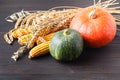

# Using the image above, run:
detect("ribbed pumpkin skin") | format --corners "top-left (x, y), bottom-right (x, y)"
top-left (70, 6), bottom-right (116, 48)
top-left (49, 29), bottom-right (83, 61)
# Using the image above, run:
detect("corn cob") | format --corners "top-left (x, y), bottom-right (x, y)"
top-left (12, 28), bottom-right (30, 38)
top-left (28, 41), bottom-right (50, 59)
top-left (17, 31), bottom-right (55, 46)
top-left (18, 33), bottom-right (33, 45)
top-left (36, 32), bottom-right (55, 45)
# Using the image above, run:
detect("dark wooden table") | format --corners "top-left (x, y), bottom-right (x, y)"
top-left (0, 0), bottom-right (120, 80)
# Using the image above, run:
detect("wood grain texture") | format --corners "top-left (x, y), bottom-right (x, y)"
top-left (0, 0), bottom-right (120, 80)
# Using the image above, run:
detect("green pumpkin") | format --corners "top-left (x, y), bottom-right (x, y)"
top-left (49, 29), bottom-right (83, 61)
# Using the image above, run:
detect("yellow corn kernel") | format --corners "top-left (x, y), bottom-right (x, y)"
top-left (36, 33), bottom-right (55, 45)
top-left (18, 33), bottom-right (33, 45)
top-left (29, 41), bottom-right (50, 59)
top-left (12, 28), bottom-right (30, 38)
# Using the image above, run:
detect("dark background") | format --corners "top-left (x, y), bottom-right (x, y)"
top-left (0, 0), bottom-right (120, 80)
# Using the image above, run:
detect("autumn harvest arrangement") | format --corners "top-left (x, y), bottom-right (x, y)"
top-left (4, 0), bottom-right (120, 61)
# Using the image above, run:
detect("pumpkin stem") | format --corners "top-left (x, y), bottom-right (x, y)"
top-left (89, 7), bottom-right (97, 19)
top-left (63, 29), bottom-right (70, 36)
top-left (89, 0), bottom-right (97, 19)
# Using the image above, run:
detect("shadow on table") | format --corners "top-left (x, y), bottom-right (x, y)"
top-left (57, 46), bottom-right (110, 66)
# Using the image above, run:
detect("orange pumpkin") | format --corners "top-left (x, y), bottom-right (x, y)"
top-left (70, 6), bottom-right (116, 48)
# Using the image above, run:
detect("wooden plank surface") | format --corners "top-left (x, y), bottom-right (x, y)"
top-left (0, 0), bottom-right (120, 80)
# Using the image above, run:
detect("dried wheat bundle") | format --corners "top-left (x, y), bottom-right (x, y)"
top-left (4, 0), bottom-right (120, 61)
